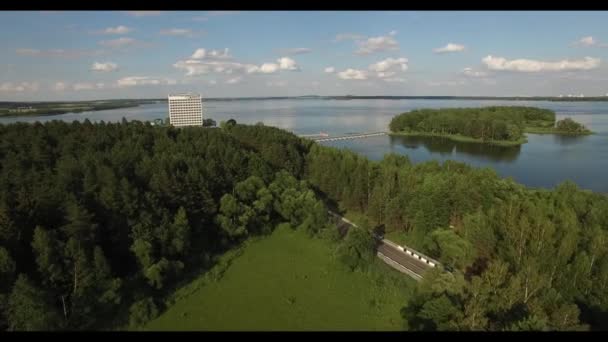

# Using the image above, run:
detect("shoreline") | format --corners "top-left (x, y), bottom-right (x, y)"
top-left (523, 127), bottom-right (594, 135)
top-left (389, 131), bottom-right (528, 147)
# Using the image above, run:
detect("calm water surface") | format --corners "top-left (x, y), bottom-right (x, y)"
top-left (1, 99), bottom-right (607, 192)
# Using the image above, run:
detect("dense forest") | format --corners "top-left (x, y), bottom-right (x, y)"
top-left (1, 119), bottom-right (607, 331)
top-left (388, 106), bottom-right (578, 143)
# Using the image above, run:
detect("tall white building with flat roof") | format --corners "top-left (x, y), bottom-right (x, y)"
top-left (168, 93), bottom-right (203, 127)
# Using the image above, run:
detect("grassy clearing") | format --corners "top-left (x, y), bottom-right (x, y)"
top-left (389, 131), bottom-right (527, 146)
top-left (144, 225), bottom-right (415, 331)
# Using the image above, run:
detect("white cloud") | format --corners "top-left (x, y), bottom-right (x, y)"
top-left (434, 43), bottom-right (466, 54)
top-left (126, 11), bottom-right (162, 17)
top-left (389, 30), bottom-right (397, 36)
top-left (577, 36), bottom-right (596, 46)
top-left (53, 82), bottom-right (68, 91)
top-left (284, 47), bottom-right (312, 55)
top-left (277, 57), bottom-right (299, 71)
top-left (368, 57), bottom-right (408, 72)
top-left (98, 37), bottom-right (137, 48)
top-left (116, 76), bottom-right (174, 87)
top-left (226, 76), bottom-right (242, 84)
top-left (574, 36), bottom-right (608, 48)
top-left (91, 61), bottom-right (118, 72)
top-left (0, 82), bottom-right (39, 92)
top-left (482, 55), bottom-right (601, 72)
top-left (259, 63), bottom-right (279, 73)
top-left (356, 33), bottom-right (399, 55)
top-left (324, 67), bottom-right (335, 73)
top-left (103, 25), bottom-right (132, 34)
top-left (462, 67), bottom-right (488, 78)
top-left (174, 53), bottom-right (299, 77)
top-left (334, 57), bottom-right (409, 82)
top-left (337, 68), bottom-right (368, 80)
top-left (208, 79), bottom-right (217, 85)
top-left (190, 48), bottom-right (231, 59)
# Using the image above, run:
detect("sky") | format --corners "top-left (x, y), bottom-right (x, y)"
top-left (2, 10), bottom-right (608, 101)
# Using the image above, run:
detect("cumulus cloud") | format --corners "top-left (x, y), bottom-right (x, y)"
top-left (462, 67), bottom-right (488, 78)
top-left (434, 43), bottom-right (466, 54)
top-left (190, 48), bottom-right (231, 59)
top-left (98, 37), bottom-right (137, 48)
top-left (226, 76), bottom-right (242, 84)
top-left (102, 25), bottom-right (132, 34)
top-left (324, 67), bottom-right (335, 73)
top-left (0, 82), bottom-right (39, 92)
top-left (335, 56), bottom-right (409, 82)
top-left (91, 61), bottom-right (118, 72)
top-left (277, 57), bottom-right (299, 71)
top-left (259, 63), bottom-right (279, 74)
top-left (337, 68), bottom-right (368, 80)
top-left (577, 36), bottom-right (596, 46)
top-left (482, 55), bottom-right (600, 72)
top-left (368, 57), bottom-right (408, 73)
top-left (126, 11), bottom-right (162, 17)
top-left (574, 36), bottom-right (608, 48)
top-left (356, 34), bottom-right (399, 55)
top-left (116, 76), bottom-right (175, 87)
top-left (174, 52), bottom-right (300, 77)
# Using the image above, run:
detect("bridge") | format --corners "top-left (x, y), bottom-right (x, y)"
top-left (298, 132), bottom-right (388, 143)
top-left (327, 211), bottom-right (440, 281)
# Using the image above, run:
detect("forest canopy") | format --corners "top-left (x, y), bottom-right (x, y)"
top-left (0, 119), bottom-right (606, 331)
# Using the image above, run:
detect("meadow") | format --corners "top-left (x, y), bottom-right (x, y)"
top-left (145, 225), bottom-right (415, 331)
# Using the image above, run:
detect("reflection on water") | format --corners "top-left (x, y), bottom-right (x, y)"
top-left (551, 134), bottom-right (590, 146)
top-left (389, 135), bottom-right (522, 162)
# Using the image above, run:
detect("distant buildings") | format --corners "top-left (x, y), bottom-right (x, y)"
top-left (168, 93), bottom-right (203, 127)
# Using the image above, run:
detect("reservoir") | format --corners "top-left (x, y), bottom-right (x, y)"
top-left (2, 98), bottom-right (607, 193)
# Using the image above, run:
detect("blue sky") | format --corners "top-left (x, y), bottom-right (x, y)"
top-left (2, 10), bottom-right (608, 100)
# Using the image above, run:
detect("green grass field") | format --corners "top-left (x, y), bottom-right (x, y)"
top-left (145, 225), bottom-right (415, 331)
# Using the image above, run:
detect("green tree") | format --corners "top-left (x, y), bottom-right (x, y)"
top-left (7, 274), bottom-right (61, 331)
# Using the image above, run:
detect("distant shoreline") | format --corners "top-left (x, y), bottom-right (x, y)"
top-left (2, 95), bottom-right (607, 119)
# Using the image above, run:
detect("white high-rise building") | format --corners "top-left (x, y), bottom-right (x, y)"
top-left (168, 93), bottom-right (203, 127)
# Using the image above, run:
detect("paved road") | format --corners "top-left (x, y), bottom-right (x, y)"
top-left (376, 243), bottom-right (430, 278)
top-left (327, 211), bottom-right (436, 280)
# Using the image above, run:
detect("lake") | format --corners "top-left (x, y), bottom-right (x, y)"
top-left (1, 99), bottom-right (607, 193)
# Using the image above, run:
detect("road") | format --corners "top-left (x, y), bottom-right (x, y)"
top-left (328, 211), bottom-right (437, 281)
